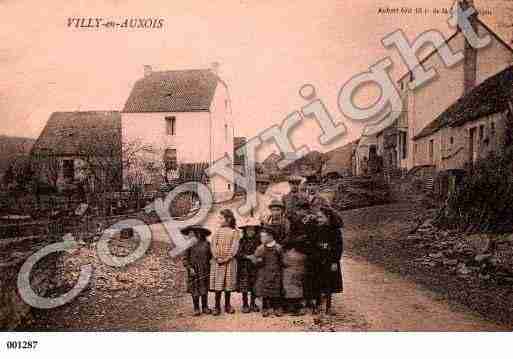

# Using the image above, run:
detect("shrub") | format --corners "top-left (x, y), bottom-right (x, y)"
top-left (438, 111), bottom-right (513, 233)
top-left (439, 154), bottom-right (513, 232)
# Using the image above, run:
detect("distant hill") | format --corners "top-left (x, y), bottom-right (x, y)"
top-left (0, 135), bottom-right (36, 176)
top-left (322, 140), bottom-right (359, 177)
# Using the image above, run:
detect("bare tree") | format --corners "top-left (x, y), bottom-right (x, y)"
top-left (75, 134), bottom-right (156, 193)
top-left (121, 141), bottom-right (161, 192)
top-left (0, 136), bottom-right (35, 191)
top-left (30, 148), bottom-right (60, 190)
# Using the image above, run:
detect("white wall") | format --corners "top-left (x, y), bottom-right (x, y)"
top-left (476, 29), bottom-right (513, 86)
top-left (208, 81), bottom-right (235, 202)
top-left (439, 111), bottom-right (507, 171)
top-left (122, 111), bottom-right (211, 164)
top-left (121, 82), bottom-right (235, 202)
top-left (407, 32), bottom-right (465, 170)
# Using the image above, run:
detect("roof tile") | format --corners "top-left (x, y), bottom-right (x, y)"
top-left (122, 69), bottom-right (218, 113)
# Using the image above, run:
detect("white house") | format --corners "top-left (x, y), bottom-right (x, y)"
top-left (121, 65), bottom-right (235, 202)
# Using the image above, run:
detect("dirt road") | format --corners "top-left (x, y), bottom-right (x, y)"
top-left (23, 182), bottom-right (507, 331)
top-left (154, 182), bottom-right (506, 331)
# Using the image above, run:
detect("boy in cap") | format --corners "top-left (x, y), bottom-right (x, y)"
top-left (304, 175), bottom-right (328, 210)
top-left (304, 174), bottom-right (343, 227)
top-left (282, 176), bottom-right (307, 220)
top-left (260, 198), bottom-right (290, 245)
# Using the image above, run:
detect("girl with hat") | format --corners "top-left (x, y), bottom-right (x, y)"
top-left (236, 217), bottom-right (261, 313)
top-left (181, 225), bottom-right (213, 316)
top-left (210, 208), bottom-right (241, 315)
top-left (254, 225), bottom-right (284, 317)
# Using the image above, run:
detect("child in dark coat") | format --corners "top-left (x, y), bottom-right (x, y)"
top-left (282, 235), bottom-right (307, 316)
top-left (313, 206), bottom-right (344, 316)
top-left (253, 226), bottom-right (284, 317)
top-left (181, 225), bottom-right (213, 316)
top-left (237, 217), bottom-right (261, 313)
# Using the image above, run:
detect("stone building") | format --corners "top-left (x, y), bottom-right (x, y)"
top-left (405, 2), bottom-right (513, 170)
top-left (31, 111), bottom-right (122, 193)
top-left (413, 65), bottom-right (513, 171)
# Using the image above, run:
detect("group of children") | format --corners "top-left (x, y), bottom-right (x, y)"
top-left (181, 175), bottom-right (344, 318)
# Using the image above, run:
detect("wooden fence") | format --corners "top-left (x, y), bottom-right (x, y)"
top-left (0, 189), bottom-right (200, 240)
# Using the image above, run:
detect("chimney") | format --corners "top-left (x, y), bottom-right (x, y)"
top-left (459, 0), bottom-right (478, 95)
top-left (210, 61), bottom-right (220, 76)
top-left (144, 65), bottom-right (152, 77)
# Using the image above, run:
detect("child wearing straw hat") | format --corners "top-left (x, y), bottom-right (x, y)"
top-left (181, 225), bottom-right (213, 316)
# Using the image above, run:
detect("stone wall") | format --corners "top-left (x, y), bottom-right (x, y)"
top-left (0, 236), bottom-right (63, 330)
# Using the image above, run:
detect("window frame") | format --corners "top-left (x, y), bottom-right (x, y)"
top-left (400, 131), bottom-right (407, 159)
top-left (165, 116), bottom-right (176, 136)
top-left (429, 139), bottom-right (434, 163)
top-left (164, 148), bottom-right (178, 171)
top-left (62, 159), bottom-right (75, 182)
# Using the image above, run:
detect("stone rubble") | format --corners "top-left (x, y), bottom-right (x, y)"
top-left (408, 219), bottom-right (513, 283)
top-left (0, 236), bottom-right (64, 330)
top-left (57, 234), bottom-right (183, 298)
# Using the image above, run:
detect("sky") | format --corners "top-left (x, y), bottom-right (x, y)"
top-left (0, 0), bottom-right (510, 160)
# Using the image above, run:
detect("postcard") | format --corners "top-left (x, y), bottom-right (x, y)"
top-left (1, 0), bottom-right (513, 356)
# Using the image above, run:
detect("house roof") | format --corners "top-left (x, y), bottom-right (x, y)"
top-left (32, 111), bottom-right (122, 157)
top-left (397, 17), bottom-right (513, 83)
top-left (397, 30), bottom-right (461, 83)
top-left (122, 69), bottom-right (219, 113)
top-left (414, 65), bottom-right (513, 140)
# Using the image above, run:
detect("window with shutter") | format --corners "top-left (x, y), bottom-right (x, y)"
top-left (165, 116), bottom-right (176, 136)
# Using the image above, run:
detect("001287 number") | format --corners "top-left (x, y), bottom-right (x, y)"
top-left (6, 341), bottom-right (38, 350)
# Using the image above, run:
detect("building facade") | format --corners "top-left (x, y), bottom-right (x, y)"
top-left (122, 66), bottom-right (235, 202)
top-left (407, 12), bottom-right (513, 171)
top-left (413, 66), bottom-right (513, 172)
top-left (31, 111), bottom-right (122, 193)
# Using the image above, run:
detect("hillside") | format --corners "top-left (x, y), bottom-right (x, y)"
top-left (0, 135), bottom-right (36, 174)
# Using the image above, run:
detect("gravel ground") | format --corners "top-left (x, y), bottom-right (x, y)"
top-left (343, 195), bottom-right (513, 328)
top-left (19, 238), bottom-right (188, 331)
top-left (16, 181), bottom-right (512, 331)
